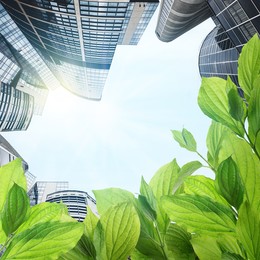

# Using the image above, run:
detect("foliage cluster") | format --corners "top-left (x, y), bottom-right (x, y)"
top-left (0, 35), bottom-right (260, 259)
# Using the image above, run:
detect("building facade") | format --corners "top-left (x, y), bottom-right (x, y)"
top-left (156, 0), bottom-right (260, 94)
top-left (0, 0), bottom-right (158, 100)
top-left (28, 181), bottom-right (69, 206)
top-left (0, 3), bottom-right (61, 131)
top-left (46, 190), bottom-right (97, 221)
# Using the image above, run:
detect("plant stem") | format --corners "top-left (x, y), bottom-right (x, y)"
top-left (242, 123), bottom-right (260, 160)
top-left (196, 151), bottom-right (215, 171)
top-left (154, 222), bottom-right (168, 260)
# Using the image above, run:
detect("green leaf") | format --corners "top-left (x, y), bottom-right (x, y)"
top-left (198, 77), bottom-right (244, 137)
top-left (93, 188), bottom-right (135, 215)
top-left (137, 195), bottom-right (157, 221)
top-left (236, 201), bottom-right (260, 260)
top-left (134, 200), bottom-right (165, 258)
top-left (165, 223), bottom-right (196, 259)
top-left (238, 34), bottom-right (260, 99)
top-left (95, 202), bottom-right (140, 260)
top-left (161, 194), bottom-right (236, 234)
top-left (226, 77), bottom-right (247, 122)
top-left (149, 159), bottom-right (180, 199)
top-left (140, 176), bottom-right (157, 213)
top-left (0, 159), bottom-right (26, 212)
top-left (206, 121), bottom-right (229, 169)
top-left (217, 234), bottom-right (245, 259)
top-left (221, 252), bottom-right (245, 260)
top-left (1, 221), bottom-right (84, 260)
top-left (172, 161), bottom-right (202, 194)
top-left (172, 128), bottom-right (197, 152)
top-left (218, 132), bottom-right (260, 210)
top-left (1, 183), bottom-right (30, 236)
top-left (149, 159), bottom-right (180, 233)
top-left (80, 206), bottom-right (99, 258)
top-left (191, 235), bottom-right (222, 260)
top-left (248, 82), bottom-right (260, 148)
top-left (16, 202), bottom-right (71, 234)
top-left (216, 157), bottom-right (244, 210)
top-left (84, 206), bottom-right (99, 241)
top-left (59, 234), bottom-right (95, 260)
top-left (184, 175), bottom-right (229, 206)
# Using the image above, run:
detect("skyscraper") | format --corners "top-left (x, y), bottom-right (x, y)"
top-left (0, 3), bottom-right (61, 131)
top-left (156, 0), bottom-right (260, 93)
top-left (46, 190), bottom-right (97, 221)
top-left (1, 0), bottom-right (158, 100)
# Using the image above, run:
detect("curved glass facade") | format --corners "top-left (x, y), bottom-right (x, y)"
top-left (46, 190), bottom-right (97, 222)
top-left (155, 0), bottom-right (212, 42)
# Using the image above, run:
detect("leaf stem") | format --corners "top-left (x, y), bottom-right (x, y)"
top-left (241, 122), bottom-right (260, 160)
top-left (196, 151), bottom-right (215, 171)
top-left (154, 222), bottom-right (168, 260)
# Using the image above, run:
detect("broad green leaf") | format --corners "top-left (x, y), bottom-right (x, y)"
top-left (216, 157), bottom-right (244, 210)
top-left (172, 161), bottom-right (202, 194)
top-left (206, 121), bottom-right (229, 169)
top-left (140, 176), bottom-right (157, 212)
top-left (184, 175), bottom-right (229, 206)
top-left (219, 132), bottom-right (260, 210)
top-left (172, 128), bottom-right (197, 152)
top-left (149, 159), bottom-right (180, 233)
top-left (1, 183), bottom-right (30, 236)
top-left (191, 235), bottom-right (222, 260)
top-left (95, 202), bottom-right (140, 260)
top-left (0, 159), bottom-right (26, 211)
top-left (165, 223), bottom-right (196, 260)
top-left (226, 77), bottom-right (247, 122)
top-left (1, 221), bottom-right (84, 260)
top-left (16, 202), bottom-right (70, 234)
top-left (236, 201), bottom-right (260, 260)
top-left (198, 77), bottom-right (244, 137)
top-left (149, 159), bottom-right (180, 199)
top-left (248, 83), bottom-right (260, 148)
top-left (161, 194), bottom-right (236, 234)
top-left (238, 34), bottom-right (260, 99)
top-left (93, 188), bottom-right (134, 215)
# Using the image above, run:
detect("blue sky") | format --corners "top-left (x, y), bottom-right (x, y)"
top-left (3, 12), bottom-right (215, 196)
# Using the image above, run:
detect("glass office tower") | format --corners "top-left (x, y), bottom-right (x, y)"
top-left (1, 0), bottom-right (158, 100)
top-left (156, 0), bottom-right (260, 96)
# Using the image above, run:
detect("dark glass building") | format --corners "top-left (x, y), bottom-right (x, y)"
top-left (156, 0), bottom-right (260, 94)
top-left (1, 0), bottom-right (158, 100)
